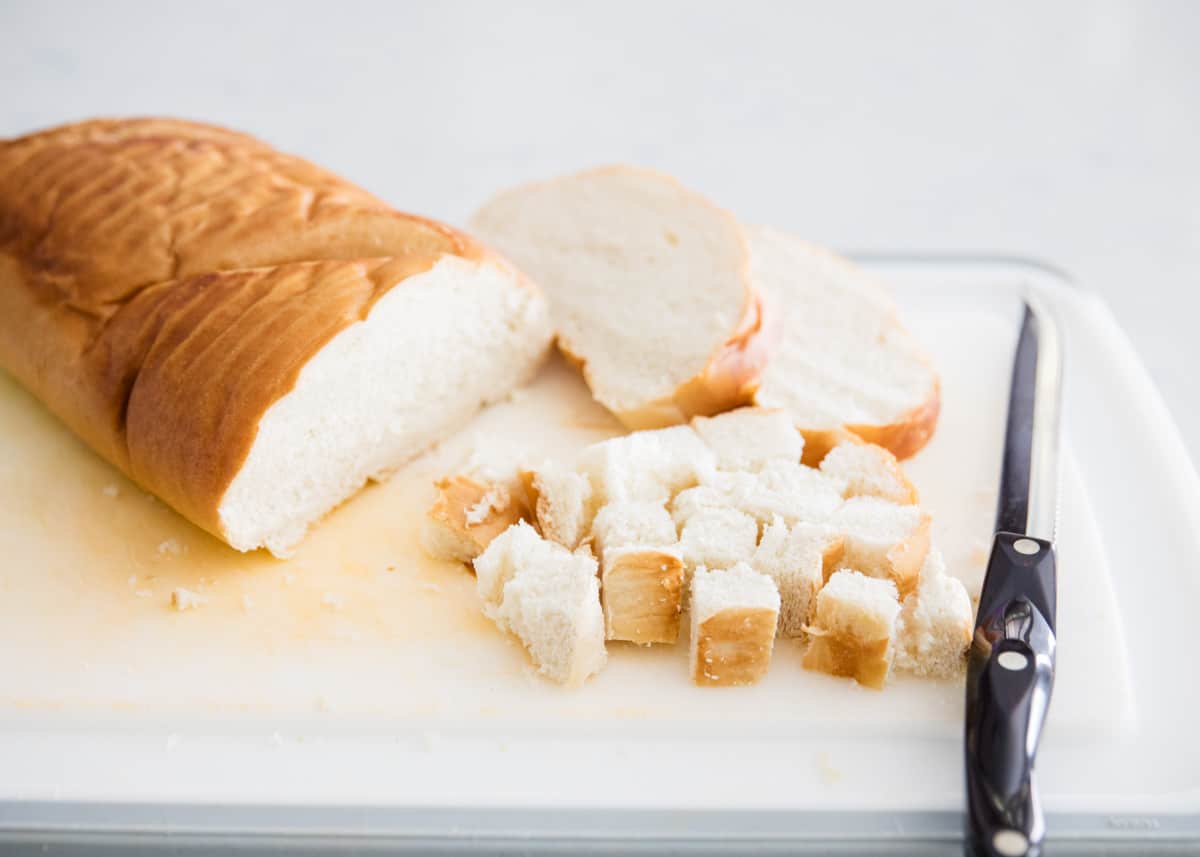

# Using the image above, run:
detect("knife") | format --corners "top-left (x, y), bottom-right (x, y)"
top-left (964, 297), bottom-right (1063, 857)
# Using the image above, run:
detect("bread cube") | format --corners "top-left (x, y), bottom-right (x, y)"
top-left (475, 521), bottom-right (606, 686)
top-left (679, 506), bottom-right (759, 572)
top-left (691, 407), bottom-right (803, 472)
top-left (751, 518), bottom-right (844, 638)
top-left (669, 484), bottom-right (730, 529)
top-left (473, 520), bottom-right (559, 608)
top-left (591, 501), bottom-right (677, 557)
top-left (820, 442), bottom-right (918, 505)
top-left (895, 549), bottom-right (973, 677)
top-left (831, 496), bottom-right (931, 597)
top-left (802, 569), bottom-right (901, 689)
top-left (601, 545), bottom-right (685, 644)
top-left (707, 461), bottom-right (844, 527)
top-left (578, 425), bottom-right (716, 505)
top-left (496, 553), bottom-right (606, 687)
top-left (521, 462), bottom-right (595, 549)
top-left (672, 462), bottom-right (843, 532)
top-left (690, 564), bottom-right (781, 686)
top-left (421, 475), bottom-right (525, 564)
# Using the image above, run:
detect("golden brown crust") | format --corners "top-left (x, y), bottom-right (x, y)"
top-left (422, 475), bottom-right (527, 565)
top-left (0, 118), bottom-right (508, 547)
top-left (846, 380), bottom-right (942, 462)
top-left (818, 535), bottom-right (847, 585)
top-left (601, 548), bottom-right (684, 644)
top-left (885, 513), bottom-right (932, 599)
top-left (802, 632), bottom-right (891, 690)
top-left (601, 290), bottom-right (776, 431)
top-left (795, 381), bottom-right (941, 466)
top-left (691, 607), bottom-right (777, 686)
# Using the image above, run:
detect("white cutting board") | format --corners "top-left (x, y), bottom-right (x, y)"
top-left (0, 260), bottom-right (1140, 822)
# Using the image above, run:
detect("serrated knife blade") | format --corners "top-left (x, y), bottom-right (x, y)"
top-left (964, 297), bottom-right (1063, 857)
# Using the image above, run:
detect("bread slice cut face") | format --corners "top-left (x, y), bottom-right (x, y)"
top-left (747, 226), bottom-right (941, 460)
top-left (470, 167), bottom-right (771, 429)
top-left (217, 256), bottom-right (550, 556)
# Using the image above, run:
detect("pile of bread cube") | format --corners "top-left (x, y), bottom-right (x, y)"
top-left (423, 408), bottom-right (972, 689)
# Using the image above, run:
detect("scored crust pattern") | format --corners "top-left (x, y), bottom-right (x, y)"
top-left (0, 118), bottom-right (499, 537)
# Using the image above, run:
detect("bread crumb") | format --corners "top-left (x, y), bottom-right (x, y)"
top-left (157, 539), bottom-right (186, 557)
top-left (321, 592), bottom-right (344, 610)
top-left (817, 751), bottom-right (842, 784)
top-left (314, 695), bottom-right (332, 713)
top-left (170, 587), bottom-right (205, 610)
top-left (385, 565), bottom-right (397, 573)
top-left (102, 483), bottom-right (120, 498)
top-left (465, 486), bottom-right (507, 525)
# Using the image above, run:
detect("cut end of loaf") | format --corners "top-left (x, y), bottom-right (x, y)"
top-left (217, 256), bottom-right (551, 556)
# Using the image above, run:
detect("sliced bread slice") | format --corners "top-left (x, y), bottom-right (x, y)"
top-left (748, 226), bottom-right (940, 462)
top-left (470, 167), bottom-right (771, 429)
top-left (802, 569), bottom-right (901, 689)
top-left (689, 564), bottom-right (781, 686)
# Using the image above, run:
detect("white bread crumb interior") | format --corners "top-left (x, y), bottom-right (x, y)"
top-left (220, 256), bottom-right (552, 557)
top-left (474, 521), bottom-right (606, 686)
top-left (470, 167), bottom-right (757, 423)
top-left (749, 226), bottom-right (939, 453)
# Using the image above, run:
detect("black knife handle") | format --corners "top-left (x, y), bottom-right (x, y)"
top-left (964, 533), bottom-right (1057, 857)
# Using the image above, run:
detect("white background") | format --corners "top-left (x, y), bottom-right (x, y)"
top-left (3, 0), bottom-right (1197, 460)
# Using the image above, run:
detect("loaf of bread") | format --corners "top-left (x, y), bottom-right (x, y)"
top-left (0, 119), bottom-right (552, 556)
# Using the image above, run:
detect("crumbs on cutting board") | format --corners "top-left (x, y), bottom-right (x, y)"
top-left (816, 751), bottom-right (842, 785)
top-left (157, 538), bottom-right (187, 557)
top-left (171, 587), bottom-right (205, 610)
